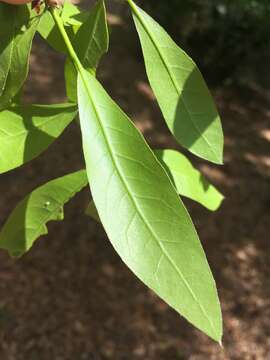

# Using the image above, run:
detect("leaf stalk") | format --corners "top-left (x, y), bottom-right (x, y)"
top-left (49, 7), bottom-right (83, 73)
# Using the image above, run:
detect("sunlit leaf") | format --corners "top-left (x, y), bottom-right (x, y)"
top-left (0, 103), bottom-right (77, 174)
top-left (0, 170), bottom-right (88, 257)
top-left (38, 3), bottom-right (85, 53)
top-left (127, 0), bottom-right (224, 164)
top-left (155, 149), bottom-right (224, 211)
top-left (61, 1), bottom-right (88, 26)
top-left (65, 0), bottom-right (109, 102)
top-left (86, 148), bottom-right (224, 213)
top-left (38, 10), bottom-right (71, 53)
top-left (78, 69), bottom-right (222, 341)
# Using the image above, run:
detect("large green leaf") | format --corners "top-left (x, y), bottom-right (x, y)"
top-left (65, 0), bottom-right (109, 102)
top-left (86, 148), bottom-right (224, 215)
top-left (0, 170), bottom-right (88, 257)
top-left (127, 0), bottom-right (224, 164)
top-left (155, 150), bottom-right (224, 211)
top-left (78, 69), bottom-right (222, 341)
top-left (0, 103), bottom-right (77, 174)
top-left (0, 11), bottom-right (39, 110)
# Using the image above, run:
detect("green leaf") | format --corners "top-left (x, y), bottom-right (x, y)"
top-left (127, 0), bottom-right (224, 164)
top-left (38, 12), bottom-right (69, 53)
top-left (0, 4), bottom-right (15, 97)
top-left (0, 170), bottom-right (88, 257)
top-left (154, 149), bottom-right (224, 211)
top-left (0, 3), bottom-right (30, 37)
top-left (86, 148), bottom-right (224, 214)
top-left (0, 103), bottom-right (77, 174)
top-left (0, 8), bottom-right (39, 110)
top-left (61, 1), bottom-right (88, 26)
top-left (38, 10), bottom-right (66, 53)
top-left (38, 5), bottom-right (81, 54)
top-left (78, 69), bottom-right (222, 341)
top-left (65, 0), bottom-right (109, 102)
top-left (73, 0), bottom-right (108, 71)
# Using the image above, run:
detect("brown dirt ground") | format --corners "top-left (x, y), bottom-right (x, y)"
top-left (0, 3), bottom-right (270, 359)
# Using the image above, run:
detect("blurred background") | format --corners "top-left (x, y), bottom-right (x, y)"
top-left (0, 0), bottom-right (270, 359)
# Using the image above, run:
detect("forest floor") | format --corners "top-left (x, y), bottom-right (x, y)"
top-left (0, 4), bottom-right (270, 360)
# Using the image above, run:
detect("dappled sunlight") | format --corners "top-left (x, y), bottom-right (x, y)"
top-left (199, 165), bottom-right (235, 188)
top-left (245, 153), bottom-right (270, 176)
top-left (136, 81), bottom-right (156, 101)
top-left (107, 13), bottom-right (124, 27)
top-left (259, 128), bottom-right (270, 142)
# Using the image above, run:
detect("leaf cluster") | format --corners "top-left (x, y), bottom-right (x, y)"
top-left (0, 0), bottom-right (224, 342)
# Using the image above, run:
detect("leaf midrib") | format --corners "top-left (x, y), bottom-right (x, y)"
top-left (81, 3), bottom-right (101, 65)
top-left (132, 4), bottom-right (220, 162)
top-left (80, 72), bottom-right (217, 337)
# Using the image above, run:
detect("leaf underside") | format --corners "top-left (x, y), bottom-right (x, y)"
top-left (0, 103), bottom-right (77, 174)
top-left (86, 148), bottom-right (224, 214)
top-left (78, 69), bottom-right (222, 341)
top-left (64, 0), bottom-right (109, 102)
top-left (129, 0), bottom-right (224, 164)
top-left (155, 149), bottom-right (224, 211)
top-left (38, 4), bottom-right (79, 53)
top-left (0, 0), bottom-right (223, 343)
top-left (0, 170), bottom-right (88, 257)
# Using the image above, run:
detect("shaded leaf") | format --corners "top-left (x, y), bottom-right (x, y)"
top-left (0, 170), bottom-right (88, 257)
top-left (73, 0), bottom-right (108, 71)
top-left (0, 8), bottom-right (39, 109)
top-left (155, 149), bottom-right (224, 211)
top-left (0, 103), bottom-right (77, 174)
top-left (127, 0), bottom-right (223, 164)
top-left (65, 0), bottom-right (109, 102)
top-left (0, 5), bottom-right (15, 97)
top-left (78, 69), bottom-right (222, 341)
